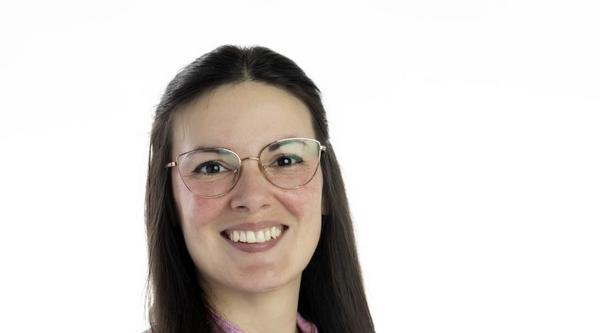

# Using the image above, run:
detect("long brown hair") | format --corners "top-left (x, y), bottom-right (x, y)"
top-left (145, 45), bottom-right (375, 332)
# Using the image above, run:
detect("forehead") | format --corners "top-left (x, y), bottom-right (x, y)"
top-left (172, 81), bottom-right (315, 155)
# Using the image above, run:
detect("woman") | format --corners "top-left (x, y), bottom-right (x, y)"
top-left (145, 45), bottom-right (374, 333)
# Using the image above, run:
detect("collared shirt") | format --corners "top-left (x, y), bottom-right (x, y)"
top-left (212, 312), bottom-right (318, 333)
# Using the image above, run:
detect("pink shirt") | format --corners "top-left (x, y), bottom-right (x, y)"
top-left (211, 312), bottom-right (318, 333)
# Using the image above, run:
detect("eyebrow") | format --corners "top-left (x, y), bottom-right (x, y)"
top-left (183, 136), bottom-right (307, 155)
top-left (267, 139), bottom-right (306, 152)
top-left (182, 146), bottom-right (231, 156)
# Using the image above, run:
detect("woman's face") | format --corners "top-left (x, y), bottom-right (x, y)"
top-left (171, 81), bottom-right (323, 295)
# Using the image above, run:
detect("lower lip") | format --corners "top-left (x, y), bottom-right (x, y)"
top-left (222, 228), bottom-right (288, 253)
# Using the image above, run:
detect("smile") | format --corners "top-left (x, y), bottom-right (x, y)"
top-left (220, 224), bottom-right (289, 253)
top-left (226, 226), bottom-right (284, 243)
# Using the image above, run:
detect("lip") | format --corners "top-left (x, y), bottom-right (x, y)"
top-left (221, 221), bottom-right (288, 232)
top-left (220, 224), bottom-right (289, 253)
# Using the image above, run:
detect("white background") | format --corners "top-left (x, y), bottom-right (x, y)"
top-left (1, 0), bottom-right (599, 332)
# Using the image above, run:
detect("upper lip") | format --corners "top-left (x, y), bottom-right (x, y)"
top-left (221, 221), bottom-right (288, 232)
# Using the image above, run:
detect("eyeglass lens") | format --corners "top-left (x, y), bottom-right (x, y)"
top-left (177, 138), bottom-right (322, 197)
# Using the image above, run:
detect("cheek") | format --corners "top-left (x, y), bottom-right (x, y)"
top-left (188, 198), bottom-right (225, 226)
top-left (278, 173), bottom-right (323, 219)
top-left (172, 173), bottom-right (226, 227)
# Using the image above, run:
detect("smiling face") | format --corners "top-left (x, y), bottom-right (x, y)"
top-left (170, 81), bottom-right (323, 296)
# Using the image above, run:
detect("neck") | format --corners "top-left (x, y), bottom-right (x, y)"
top-left (205, 275), bottom-right (301, 333)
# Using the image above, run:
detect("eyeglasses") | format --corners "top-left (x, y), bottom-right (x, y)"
top-left (166, 137), bottom-right (327, 198)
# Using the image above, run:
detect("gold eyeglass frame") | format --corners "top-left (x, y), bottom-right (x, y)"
top-left (165, 137), bottom-right (327, 198)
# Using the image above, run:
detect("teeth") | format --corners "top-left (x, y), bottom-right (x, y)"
top-left (226, 226), bottom-right (284, 244)
top-left (246, 231), bottom-right (256, 243)
top-left (271, 226), bottom-right (281, 238)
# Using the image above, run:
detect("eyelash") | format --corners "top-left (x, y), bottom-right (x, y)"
top-left (271, 154), bottom-right (303, 167)
top-left (193, 161), bottom-right (230, 175)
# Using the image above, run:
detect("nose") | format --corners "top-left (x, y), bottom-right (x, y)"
top-left (228, 157), bottom-right (273, 213)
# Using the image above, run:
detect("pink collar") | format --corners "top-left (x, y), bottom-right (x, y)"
top-left (211, 311), bottom-right (318, 333)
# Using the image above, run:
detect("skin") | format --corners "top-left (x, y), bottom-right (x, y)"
top-left (170, 81), bottom-right (323, 333)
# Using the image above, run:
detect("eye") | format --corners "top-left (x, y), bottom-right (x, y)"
top-left (274, 154), bottom-right (303, 167)
top-left (193, 161), bottom-right (230, 175)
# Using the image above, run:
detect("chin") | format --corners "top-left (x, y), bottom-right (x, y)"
top-left (230, 270), bottom-right (300, 294)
